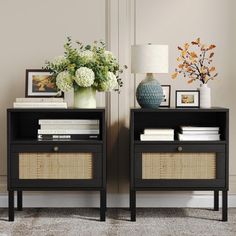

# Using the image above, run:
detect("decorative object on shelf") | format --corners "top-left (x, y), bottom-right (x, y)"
top-left (13, 97), bottom-right (67, 109)
top-left (199, 83), bottom-right (211, 108)
top-left (140, 128), bottom-right (174, 141)
top-left (25, 69), bottom-right (62, 97)
top-left (38, 118), bottom-right (100, 141)
top-left (160, 85), bottom-right (171, 107)
top-left (131, 44), bottom-right (168, 109)
top-left (172, 38), bottom-right (218, 108)
top-left (74, 86), bottom-right (96, 109)
top-left (178, 126), bottom-right (220, 141)
top-left (44, 37), bottom-right (126, 108)
top-left (175, 90), bottom-right (200, 108)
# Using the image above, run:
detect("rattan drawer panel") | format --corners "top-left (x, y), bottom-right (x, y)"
top-left (142, 153), bottom-right (216, 179)
top-left (19, 153), bottom-right (93, 179)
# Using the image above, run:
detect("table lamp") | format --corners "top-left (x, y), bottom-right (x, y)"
top-left (131, 44), bottom-right (169, 108)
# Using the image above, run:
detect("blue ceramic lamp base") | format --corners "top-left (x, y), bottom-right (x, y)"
top-left (136, 73), bottom-right (163, 109)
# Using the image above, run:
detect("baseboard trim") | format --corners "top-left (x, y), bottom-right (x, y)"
top-left (0, 192), bottom-right (236, 208)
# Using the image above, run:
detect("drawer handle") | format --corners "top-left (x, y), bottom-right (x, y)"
top-left (53, 146), bottom-right (59, 152)
top-left (177, 146), bottom-right (183, 152)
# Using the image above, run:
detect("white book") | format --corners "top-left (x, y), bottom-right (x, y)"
top-left (178, 133), bottom-right (220, 141)
top-left (180, 126), bottom-right (219, 131)
top-left (40, 124), bottom-right (99, 130)
top-left (181, 130), bottom-right (219, 135)
top-left (13, 102), bottom-right (67, 108)
top-left (39, 119), bottom-right (99, 125)
top-left (144, 129), bottom-right (174, 135)
top-left (140, 134), bottom-right (174, 141)
top-left (38, 129), bottom-right (99, 135)
top-left (38, 135), bottom-right (71, 139)
top-left (16, 97), bottom-right (64, 102)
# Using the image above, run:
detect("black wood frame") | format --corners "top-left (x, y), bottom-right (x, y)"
top-left (175, 90), bottom-right (200, 108)
top-left (129, 108), bottom-right (229, 222)
top-left (7, 108), bottom-right (106, 221)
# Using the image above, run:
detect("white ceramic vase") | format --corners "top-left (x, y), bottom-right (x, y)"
top-left (74, 87), bottom-right (96, 108)
top-left (199, 83), bottom-right (211, 108)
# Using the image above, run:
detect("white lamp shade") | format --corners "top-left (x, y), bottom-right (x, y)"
top-left (131, 44), bottom-right (169, 73)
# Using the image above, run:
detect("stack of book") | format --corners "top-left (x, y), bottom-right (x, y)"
top-left (178, 126), bottom-right (220, 141)
top-left (13, 98), bottom-right (67, 108)
top-left (140, 128), bottom-right (174, 141)
top-left (38, 119), bottom-right (100, 141)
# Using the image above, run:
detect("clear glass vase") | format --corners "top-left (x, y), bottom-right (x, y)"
top-left (74, 87), bottom-right (96, 108)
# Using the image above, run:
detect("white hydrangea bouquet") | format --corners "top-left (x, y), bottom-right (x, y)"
top-left (44, 37), bottom-right (126, 108)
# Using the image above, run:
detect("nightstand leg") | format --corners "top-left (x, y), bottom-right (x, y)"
top-left (8, 190), bottom-right (14, 221)
top-left (222, 191), bottom-right (228, 221)
top-left (100, 189), bottom-right (106, 221)
top-left (17, 191), bottom-right (23, 211)
top-left (214, 190), bottom-right (219, 211)
top-left (130, 189), bottom-right (136, 221)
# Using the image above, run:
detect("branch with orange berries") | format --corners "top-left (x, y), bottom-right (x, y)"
top-left (172, 38), bottom-right (218, 84)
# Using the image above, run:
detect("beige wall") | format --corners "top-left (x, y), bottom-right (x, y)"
top-left (133, 0), bottom-right (236, 192)
top-left (0, 0), bottom-right (236, 204)
top-left (0, 0), bottom-right (106, 175)
top-left (230, 0), bottom-right (236, 191)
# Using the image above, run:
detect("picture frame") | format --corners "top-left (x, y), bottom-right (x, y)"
top-left (25, 69), bottom-right (62, 97)
top-left (160, 85), bottom-right (171, 107)
top-left (175, 90), bottom-right (200, 108)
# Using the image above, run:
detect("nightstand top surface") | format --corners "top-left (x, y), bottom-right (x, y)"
top-left (7, 108), bottom-right (105, 112)
top-left (130, 107), bottom-right (229, 112)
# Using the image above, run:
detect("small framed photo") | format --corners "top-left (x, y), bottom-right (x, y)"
top-left (25, 69), bottom-right (62, 97)
top-left (175, 90), bottom-right (200, 108)
top-left (160, 85), bottom-right (171, 107)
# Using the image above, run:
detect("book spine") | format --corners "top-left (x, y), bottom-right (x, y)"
top-left (14, 105), bottom-right (67, 108)
top-left (144, 130), bottom-right (174, 135)
top-left (40, 124), bottom-right (99, 130)
top-left (38, 134), bottom-right (100, 140)
top-left (178, 133), bottom-right (220, 141)
top-left (181, 131), bottom-right (219, 134)
top-left (14, 102), bottom-right (67, 107)
top-left (140, 134), bottom-right (174, 141)
top-left (39, 119), bottom-right (99, 125)
top-left (16, 98), bottom-right (64, 102)
top-left (180, 126), bottom-right (219, 131)
top-left (38, 129), bottom-right (99, 135)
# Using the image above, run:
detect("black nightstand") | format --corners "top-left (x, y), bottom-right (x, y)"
top-left (7, 108), bottom-right (106, 221)
top-left (130, 108), bottom-right (229, 221)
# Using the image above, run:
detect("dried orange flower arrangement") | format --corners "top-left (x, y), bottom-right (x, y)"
top-left (172, 38), bottom-right (218, 84)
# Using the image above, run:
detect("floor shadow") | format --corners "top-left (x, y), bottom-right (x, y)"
top-left (133, 208), bottom-right (222, 221)
top-left (0, 208), bottom-right (227, 222)
top-left (0, 219), bottom-right (9, 222)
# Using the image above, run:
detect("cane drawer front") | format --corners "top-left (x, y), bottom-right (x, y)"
top-left (10, 144), bottom-right (103, 188)
top-left (134, 144), bottom-right (226, 188)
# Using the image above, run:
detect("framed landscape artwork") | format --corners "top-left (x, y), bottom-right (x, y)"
top-left (25, 69), bottom-right (62, 97)
top-left (176, 90), bottom-right (200, 108)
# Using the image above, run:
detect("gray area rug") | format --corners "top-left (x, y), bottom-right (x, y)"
top-left (0, 208), bottom-right (236, 236)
